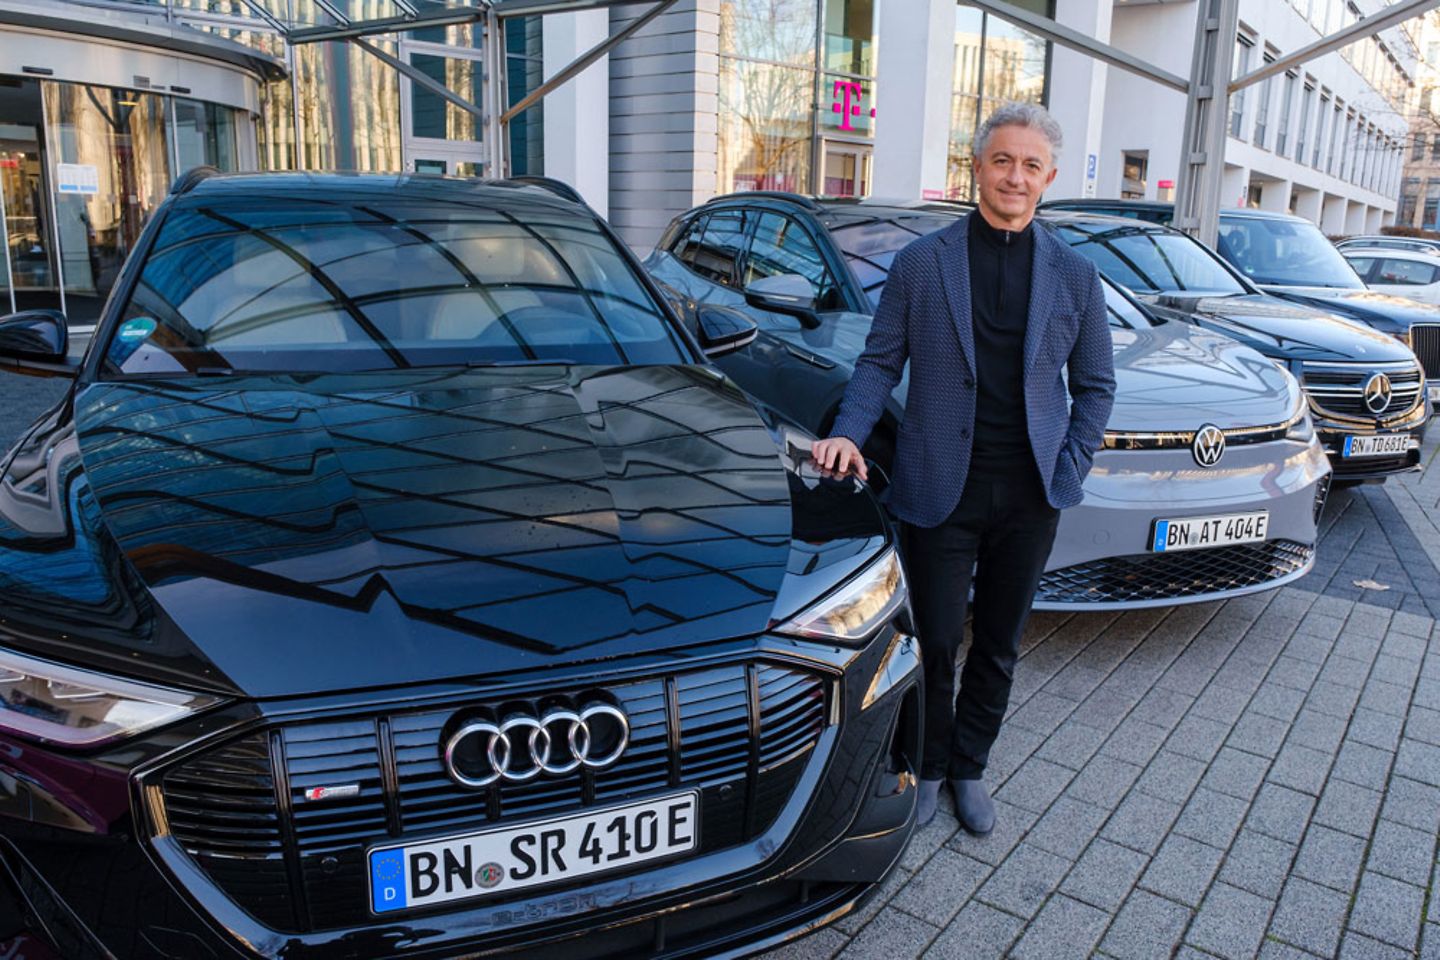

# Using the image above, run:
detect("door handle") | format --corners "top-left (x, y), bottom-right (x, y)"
top-left (784, 344), bottom-right (835, 369)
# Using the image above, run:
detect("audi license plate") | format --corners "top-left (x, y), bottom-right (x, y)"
top-left (1343, 434), bottom-right (1411, 458)
top-left (368, 791), bottom-right (698, 914)
top-left (1151, 511), bottom-right (1269, 552)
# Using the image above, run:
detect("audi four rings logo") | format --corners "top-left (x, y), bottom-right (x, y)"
top-left (443, 701), bottom-right (631, 788)
top-left (1192, 424), bottom-right (1226, 468)
top-left (1363, 373), bottom-right (1393, 415)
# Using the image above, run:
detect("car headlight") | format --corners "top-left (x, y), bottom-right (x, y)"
top-left (777, 547), bottom-right (907, 644)
top-left (0, 647), bottom-right (219, 747)
top-left (1286, 411), bottom-right (1315, 442)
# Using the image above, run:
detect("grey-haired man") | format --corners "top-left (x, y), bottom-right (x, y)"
top-left (812, 103), bottom-right (1116, 834)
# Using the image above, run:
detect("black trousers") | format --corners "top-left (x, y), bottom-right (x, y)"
top-left (902, 471), bottom-right (1061, 781)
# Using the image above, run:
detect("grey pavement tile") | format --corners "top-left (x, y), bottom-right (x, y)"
top-left (1214, 657), bottom-right (1270, 696)
top-left (1134, 750), bottom-right (1209, 805)
top-left (1101, 789), bottom-right (1183, 856)
top-left (1349, 872), bottom-right (1425, 952)
top-left (972, 842), bottom-right (1071, 920)
top-left (836, 905), bottom-right (939, 960)
top-left (1405, 704), bottom-right (1440, 747)
top-left (1371, 653), bottom-right (1423, 688)
top-left (1285, 634), bottom-right (1336, 666)
top-left (1174, 787), bottom-right (1252, 849)
top-left (1265, 742), bottom-right (1332, 796)
top-left (1340, 932), bottom-right (1414, 960)
top-left (1305, 679), bottom-right (1365, 718)
top-left (1069, 687), bottom-right (1140, 734)
top-left (948, 800), bottom-right (1038, 866)
top-left (1099, 889), bottom-right (1192, 960)
top-left (1380, 775), bottom-right (1440, 833)
top-left (1288, 708), bottom-right (1348, 754)
top-left (1248, 683), bottom-right (1308, 724)
top-left (1192, 684), bottom-right (1252, 725)
top-left (1347, 706), bottom-right (1405, 752)
top-left (1268, 877), bottom-right (1350, 957)
top-left (1042, 664), bottom-right (1109, 704)
top-left (833, 865), bottom-right (912, 935)
top-left (1168, 713), bottom-right (1233, 764)
top-left (1025, 796), bottom-right (1108, 861)
top-left (890, 849), bottom-right (990, 928)
top-left (922, 901), bottom-right (1023, 960)
top-left (1139, 833), bottom-right (1224, 907)
top-left (1201, 746), bottom-right (1271, 801)
top-left (1269, 655), bottom-right (1324, 691)
top-left (1219, 829), bottom-right (1296, 900)
top-left (1414, 678), bottom-right (1440, 711)
top-left (1390, 610), bottom-right (1434, 638)
top-left (1358, 678), bottom-right (1414, 719)
top-left (1396, 737), bottom-right (1440, 788)
top-left (1098, 718), bottom-right (1169, 767)
top-left (983, 725), bottom-right (1046, 786)
top-left (1331, 739), bottom-right (1396, 790)
top-left (1245, 783), bottom-right (1317, 845)
top-left (1008, 894), bottom-right (1110, 960)
top-left (899, 809), bottom-right (960, 873)
top-left (1317, 657), bottom-right (1372, 691)
top-left (1227, 711), bottom-right (1291, 760)
top-left (1186, 882), bottom-right (1275, 960)
top-left (1366, 819), bottom-right (1434, 887)
top-left (1423, 923), bottom-right (1440, 960)
top-left (1313, 777), bottom-right (1384, 838)
top-left (1380, 630), bottom-right (1428, 662)
top-left (1008, 691), bottom-right (1079, 737)
top-left (1059, 838), bottom-right (1148, 913)
top-left (1064, 755), bottom-right (1142, 809)
top-left (1297, 612), bottom-right (1346, 642)
top-left (1293, 824), bottom-right (1366, 893)
top-left (1129, 687), bottom-right (1196, 730)
top-left (994, 756), bottom-right (1074, 815)
top-left (757, 927), bottom-right (848, 960)
top-left (1258, 941), bottom-right (1326, 960)
top-left (1035, 720), bottom-right (1107, 771)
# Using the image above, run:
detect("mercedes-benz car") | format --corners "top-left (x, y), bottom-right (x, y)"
top-left (0, 173), bottom-right (924, 959)
top-left (1041, 210), bottom-right (1431, 483)
top-left (645, 194), bottom-right (1331, 609)
top-left (1043, 200), bottom-right (1440, 406)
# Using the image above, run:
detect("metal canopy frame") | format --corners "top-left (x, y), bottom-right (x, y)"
top-left (968, 0), bottom-right (1440, 245)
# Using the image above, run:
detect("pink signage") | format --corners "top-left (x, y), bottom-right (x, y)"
top-left (922, 189), bottom-right (944, 200)
top-left (1157, 179), bottom-right (1175, 189)
top-left (832, 80), bottom-right (876, 132)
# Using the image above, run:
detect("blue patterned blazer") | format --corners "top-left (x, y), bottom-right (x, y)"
top-left (831, 212), bottom-right (1116, 529)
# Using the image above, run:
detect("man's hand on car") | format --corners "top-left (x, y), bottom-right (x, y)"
top-left (810, 436), bottom-right (868, 482)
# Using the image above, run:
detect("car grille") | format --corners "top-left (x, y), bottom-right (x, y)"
top-left (1036, 540), bottom-right (1314, 605)
top-left (1413, 324), bottom-right (1440, 380)
top-left (1301, 360), bottom-right (1424, 421)
top-left (156, 661), bottom-right (831, 934)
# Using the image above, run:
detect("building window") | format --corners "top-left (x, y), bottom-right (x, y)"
top-left (1121, 151), bottom-right (1147, 199)
top-left (1313, 92), bottom-right (1328, 168)
top-left (1425, 180), bottom-right (1440, 231)
top-left (1414, 133), bottom-right (1427, 162)
top-left (294, 40), bottom-right (402, 172)
top-left (1276, 71), bottom-right (1296, 157)
top-left (1431, 132), bottom-right (1440, 161)
top-left (1327, 101), bottom-right (1341, 174)
top-left (504, 16), bottom-right (544, 176)
top-left (1402, 178), bottom-right (1421, 226)
top-left (1230, 36), bottom-right (1253, 139)
top-left (1253, 52), bottom-right (1275, 148)
top-left (1295, 82), bottom-right (1313, 164)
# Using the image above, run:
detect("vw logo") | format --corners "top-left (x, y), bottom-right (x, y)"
top-left (1192, 424), bottom-right (1226, 467)
top-left (1363, 373), bottom-right (1393, 415)
top-left (443, 701), bottom-right (630, 788)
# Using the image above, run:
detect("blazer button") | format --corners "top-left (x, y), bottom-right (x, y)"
top-left (964, 378), bottom-right (975, 388)
top-left (960, 428), bottom-right (971, 439)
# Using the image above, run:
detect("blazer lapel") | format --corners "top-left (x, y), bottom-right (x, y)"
top-left (1023, 224), bottom-right (1060, 376)
top-left (935, 216), bottom-right (975, 374)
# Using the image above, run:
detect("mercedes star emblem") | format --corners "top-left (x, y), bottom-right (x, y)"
top-left (1362, 373), bottom-right (1393, 415)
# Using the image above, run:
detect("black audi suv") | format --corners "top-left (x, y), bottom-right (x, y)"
top-left (0, 173), bottom-right (922, 959)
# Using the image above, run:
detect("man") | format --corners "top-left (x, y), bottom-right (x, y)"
top-left (812, 102), bottom-right (1115, 834)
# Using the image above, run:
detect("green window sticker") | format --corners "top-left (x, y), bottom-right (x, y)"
top-left (117, 317), bottom-right (158, 343)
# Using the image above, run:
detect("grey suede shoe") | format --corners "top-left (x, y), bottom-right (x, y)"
top-left (950, 777), bottom-right (996, 835)
top-left (917, 778), bottom-right (944, 827)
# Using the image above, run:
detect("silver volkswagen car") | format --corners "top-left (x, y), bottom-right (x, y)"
top-left (646, 196), bottom-right (1332, 608)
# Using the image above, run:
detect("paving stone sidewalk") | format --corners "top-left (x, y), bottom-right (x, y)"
top-left (768, 437), bottom-right (1440, 960)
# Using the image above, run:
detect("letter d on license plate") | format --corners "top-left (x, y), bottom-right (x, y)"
top-left (368, 791), bottom-right (699, 914)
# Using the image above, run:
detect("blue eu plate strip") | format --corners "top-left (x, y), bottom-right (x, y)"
top-left (1153, 521), bottom-right (1169, 552)
top-left (1343, 436), bottom-right (1354, 457)
top-left (370, 848), bottom-right (407, 913)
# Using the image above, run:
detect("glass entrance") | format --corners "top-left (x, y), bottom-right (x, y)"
top-left (821, 141), bottom-right (871, 198)
top-left (0, 78), bottom-right (60, 316)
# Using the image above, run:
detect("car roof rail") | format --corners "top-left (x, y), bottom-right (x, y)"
top-left (705, 191), bottom-right (825, 212)
top-left (506, 176), bottom-right (586, 205)
top-left (170, 165), bottom-right (222, 195)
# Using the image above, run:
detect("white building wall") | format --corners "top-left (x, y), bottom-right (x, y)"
top-left (872, 0), bottom-right (954, 201)
top-left (1047, 0), bottom-right (1114, 200)
top-left (544, 10), bottom-right (610, 217)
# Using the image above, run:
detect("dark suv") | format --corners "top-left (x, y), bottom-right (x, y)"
top-left (0, 173), bottom-right (921, 959)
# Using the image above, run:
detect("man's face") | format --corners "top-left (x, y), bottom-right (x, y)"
top-left (973, 123), bottom-right (1058, 225)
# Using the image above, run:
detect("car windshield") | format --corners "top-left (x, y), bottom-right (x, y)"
top-left (102, 195), bottom-right (689, 376)
top-left (1049, 221), bottom-right (1247, 295)
top-left (1215, 216), bottom-right (1364, 288)
top-left (829, 212), bottom-right (957, 308)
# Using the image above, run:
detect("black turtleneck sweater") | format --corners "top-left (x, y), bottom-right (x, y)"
top-left (967, 212), bottom-right (1036, 479)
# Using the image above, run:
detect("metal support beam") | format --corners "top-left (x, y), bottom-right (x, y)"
top-left (499, 0), bottom-right (680, 125)
top-left (964, 0), bottom-right (1189, 94)
top-left (1231, 0), bottom-right (1440, 93)
top-left (352, 37), bottom-right (489, 125)
top-left (493, 0), bottom-right (659, 17)
top-left (230, 0), bottom-right (289, 34)
top-left (1172, 0), bottom-right (1240, 247)
top-left (311, 0), bottom-right (352, 27)
top-left (288, 8), bottom-right (486, 44)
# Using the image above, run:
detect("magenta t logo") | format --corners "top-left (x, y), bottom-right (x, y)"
top-left (831, 80), bottom-right (876, 132)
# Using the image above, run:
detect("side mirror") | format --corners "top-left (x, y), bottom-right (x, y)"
top-left (696, 304), bottom-right (758, 358)
top-left (744, 274), bottom-right (820, 329)
top-left (0, 310), bottom-right (78, 378)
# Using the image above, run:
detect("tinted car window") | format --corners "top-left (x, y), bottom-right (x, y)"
top-left (672, 213), bottom-right (709, 268)
top-left (689, 209), bottom-right (749, 287)
top-left (746, 212), bottom-right (844, 310)
top-left (830, 214), bottom-right (956, 307)
top-left (1103, 281), bottom-right (1158, 329)
top-left (1377, 258), bottom-right (1440, 285)
top-left (1216, 216), bottom-right (1364, 288)
top-left (103, 198), bottom-right (688, 376)
top-left (1051, 221), bottom-right (1246, 295)
top-left (1345, 256), bottom-right (1376, 279)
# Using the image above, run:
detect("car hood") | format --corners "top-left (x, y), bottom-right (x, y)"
top-left (1261, 285), bottom-right (1440, 332)
top-left (1107, 319), bottom-right (1297, 433)
top-left (1139, 292), bottom-right (1415, 364)
top-left (0, 366), bottom-right (889, 698)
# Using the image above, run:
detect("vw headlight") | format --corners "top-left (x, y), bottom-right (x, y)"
top-left (0, 647), bottom-right (219, 747)
top-left (777, 547), bottom-right (907, 644)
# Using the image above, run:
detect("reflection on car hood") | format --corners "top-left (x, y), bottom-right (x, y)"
top-left (1107, 319), bottom-right (1296, 433)
top-left (0, 366), bottom-right (889, 698)
top-left (1140, 292), bottom-right (1415, 363)
top-left (1261, 285), bottom-right (1440, 330)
